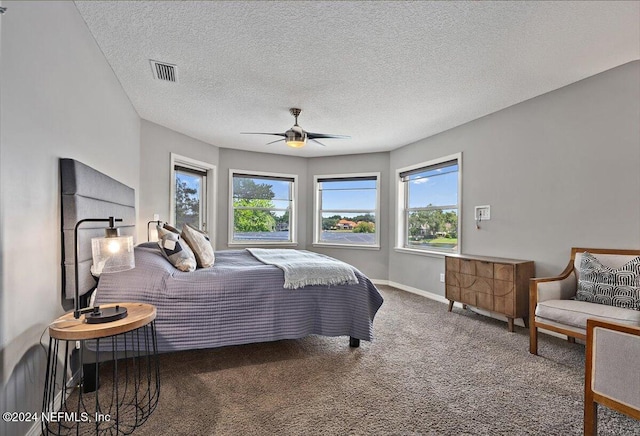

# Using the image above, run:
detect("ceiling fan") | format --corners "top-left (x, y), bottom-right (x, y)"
top-left (242, 108), bottom-right (349, 148)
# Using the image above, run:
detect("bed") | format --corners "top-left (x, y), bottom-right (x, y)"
top-left (94, 244), bottom-right (384, 351)
top-left (61, 158), bottom-right (384, 354)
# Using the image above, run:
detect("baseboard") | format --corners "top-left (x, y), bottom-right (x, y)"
top-left (373, 279), bottom-right (453, 306)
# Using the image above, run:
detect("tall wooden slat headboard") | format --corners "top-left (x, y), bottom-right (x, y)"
top-left (60, 158), bottom-right (136, 303)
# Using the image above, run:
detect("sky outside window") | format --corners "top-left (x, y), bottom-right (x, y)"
top-left (408, 165), bottom-right (458, 208)
top-left (321, 179), bottom-right (376, 210)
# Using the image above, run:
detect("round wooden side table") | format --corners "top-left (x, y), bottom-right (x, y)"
top-left (42, 303), bottom-right (160, 435)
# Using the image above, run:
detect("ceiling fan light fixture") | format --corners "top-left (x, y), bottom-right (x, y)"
top-left (286, 140), bottom-right (306, 148)
top-left (285, 128), bottom-right (307, 148)
top-left (241, 107), bottom-right (348, 149)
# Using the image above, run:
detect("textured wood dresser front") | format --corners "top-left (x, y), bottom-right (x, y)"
top-left (445, 254), bottom-right (535, 331)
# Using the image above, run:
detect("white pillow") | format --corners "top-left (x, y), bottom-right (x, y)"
top-left (181, 224), bottom-right (215, 268)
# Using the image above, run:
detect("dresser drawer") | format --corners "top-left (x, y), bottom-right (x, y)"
top-left (469, 277), bottom-right (493, 294)
top-left (446, 257), bottom-right (460, 272)
top-left (461, 288), bottom-right (476, 306)
top-left (474, 260), bottom-right (494, 278)
top-left (476, 292), bottom-right (494, 311)
top-left (446, 285), bottom-right (461, 302)
top-left (494, 264), bottom-right (514, 282)
top-left (493, 280), bottom-right (514, 297)
top-left (460, 259), bottom-right (475, 275)
top-left (446, 270), bottom-right (460, 287)
top-left (494, 296), bottom-right (515, 317)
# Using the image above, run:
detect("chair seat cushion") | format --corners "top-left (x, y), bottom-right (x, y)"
top-left (536, 299), bottom-right (640, 330)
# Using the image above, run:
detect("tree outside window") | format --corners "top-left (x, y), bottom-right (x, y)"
top-left (401, 158), bottom-right (459, 253)
top-left (175, 168), bottom-right (205, 230)
top-left (231, 173), bottom-right (294, 243)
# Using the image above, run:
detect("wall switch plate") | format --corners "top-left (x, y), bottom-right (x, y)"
top-left (76, 341), bottom-right (81, 350)
top-left (475, 205), bottom-right (491, 221)
top-left (440, 273), bottom-right (445, 283)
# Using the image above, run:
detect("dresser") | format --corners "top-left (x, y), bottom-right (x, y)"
top-left (445, 254), bottom-right (535, 331)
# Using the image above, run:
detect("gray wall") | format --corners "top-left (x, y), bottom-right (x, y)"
top-left (307, 153), bottom-right (390, 280)
top-left (0, 2), bottom-right (140, 435)
top-left (139, 119), bottom-right (220, 242)
top-left (389, 60), bottom-right (640, 295)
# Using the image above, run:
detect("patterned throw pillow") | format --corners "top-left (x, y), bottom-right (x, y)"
top-left (156, 226), bottom-right (197, 272)
top-left (575, 252), bottom-right (640, 310)
top-left (181, 224), bottom-right (215, 268)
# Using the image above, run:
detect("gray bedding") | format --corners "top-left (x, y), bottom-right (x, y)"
top-left (94, 244), bottom-right (384, 352)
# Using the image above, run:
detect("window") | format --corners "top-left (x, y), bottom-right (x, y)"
top-left (229, 170), bottom-right (296, 245)
top-left (313, 173), bottom-right (380, 248)
top-left (398, 154), bottom-right (461, 254)
top-left (170, 153), bottom-right (216, 239)
top-left (174, 166), bottom-right (207, 230)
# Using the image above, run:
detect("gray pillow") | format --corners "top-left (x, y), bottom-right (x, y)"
top-left (575, 252), bottom-right (640, 310)
top-left (157, 226), bottom-right (196, 272)
top-left (181, 224), bottom-right (215, 268)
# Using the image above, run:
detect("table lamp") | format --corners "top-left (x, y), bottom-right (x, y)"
top-left (74, 216), bottom-right (134, 323)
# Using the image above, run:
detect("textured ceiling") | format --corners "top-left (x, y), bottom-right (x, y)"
top-left (74, 1), bottom-right (640, 157)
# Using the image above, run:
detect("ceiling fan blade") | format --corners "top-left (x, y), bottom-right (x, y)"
top-left (266, 138), bottom-right (286, 145)
top-left (241, 132), bottom-right (287, 137)
top-left (309, 138), bottom-right (326, 147)
top-left (306, 132), bottom-right (350, 140)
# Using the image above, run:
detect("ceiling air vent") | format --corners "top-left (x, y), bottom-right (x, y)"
top-left (150, 60), bottom-right (178, 83)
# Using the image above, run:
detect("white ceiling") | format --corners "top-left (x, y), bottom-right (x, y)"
top-left (74, 1), bottom-right (640, 158)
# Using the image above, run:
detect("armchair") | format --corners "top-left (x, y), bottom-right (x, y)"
top-left (529, 247), bottom-right (640, 355)
top-left (584, 319), bottom-right (640, 435)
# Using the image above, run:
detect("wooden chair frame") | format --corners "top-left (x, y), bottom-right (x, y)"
top-left (584, 319), bottom-right (640, 435)
top-left (529, 247), bottom-right (640, 355)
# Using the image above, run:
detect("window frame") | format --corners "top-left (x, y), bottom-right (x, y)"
top-left (228, 169), bottom-right (298, 247)
top-left (313, 172), bottom-right (381, 250)
top-left (169, 153), bottom-right (217, 247)
top-left (395, 153), bottom-right (462, 256)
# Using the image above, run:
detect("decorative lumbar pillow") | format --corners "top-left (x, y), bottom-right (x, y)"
top-left (156, 226), bottom-right (197, 272)
top-left (575, 252), bottom-right (640, 310)
top-left (181, 224), bottom-right (215, 268)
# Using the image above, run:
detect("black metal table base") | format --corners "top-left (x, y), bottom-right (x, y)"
top-left (42, 322), bottom-right (160, 435)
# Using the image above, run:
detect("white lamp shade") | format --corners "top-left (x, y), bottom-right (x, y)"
top-left (91, 235), bottom-right (135, 275)
top-left (149, 226), bottom-right (159, 242)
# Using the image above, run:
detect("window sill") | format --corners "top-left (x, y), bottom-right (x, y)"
top-left (312, 243), bottom-right (380, 251)
top-left (394, 247), bottom-right (455, 258)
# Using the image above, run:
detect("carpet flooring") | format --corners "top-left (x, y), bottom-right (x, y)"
top-left (130, 286), bottom-right (639, 435)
